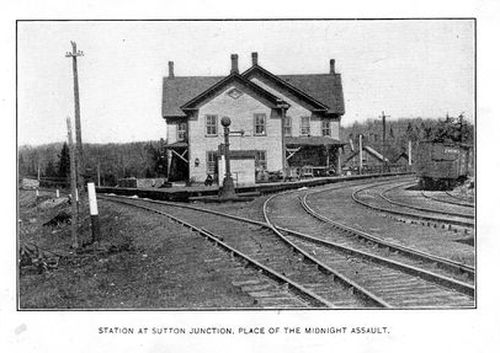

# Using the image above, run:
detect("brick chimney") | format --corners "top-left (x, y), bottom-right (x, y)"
top-left (230, 54), bottom-right (239, 74)
top-left (251, 52), bottom-right (258, 66)
top-left (330, 59), bottom-right (336, 74)
top-left (168, 61), bottom-right (174, 78)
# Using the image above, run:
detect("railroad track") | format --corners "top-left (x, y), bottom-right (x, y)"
top-left (351, 180), bottom-right (474, 228)
top-left (101, 184), bottom-right (474, 308)
top-left (100, 195), bottom-right (386, 308)
top-left (421, 190), bottom-right (475, 209)
top-left (378, 182), bottom-right (474, 219)
top-left (265, 191), bottom-right (474, 308)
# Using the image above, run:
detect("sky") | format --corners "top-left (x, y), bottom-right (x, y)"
top-left (17, 20), bottom-right (474, 146)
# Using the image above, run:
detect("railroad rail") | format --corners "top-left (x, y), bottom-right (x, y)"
top-left (101, 183), bottom-right (475, 308)
top-left (421, 191), bottom-right (475, 209)
top-left (100, 194), bottom-right (387, 308)
top-left (351, 181), bottom-right (474, 228)
top-left (265, 192), bottom-right (474, 307)
top-left (378, 182), bottom-right (474, 219)
top-left (300, 187), bottom-right (475, 281)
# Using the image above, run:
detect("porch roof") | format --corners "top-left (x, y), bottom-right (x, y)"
top-left (285, 136), bottom-right (345, 147)
top-left (165, 141), bottom-right (188, 149)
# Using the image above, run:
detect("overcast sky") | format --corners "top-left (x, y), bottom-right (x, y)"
top-left (17, 20), bottom-right (474, 146)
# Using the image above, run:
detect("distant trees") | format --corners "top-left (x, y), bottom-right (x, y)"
top-left (18, 140), bottom-right (169, 185)
top-left (341, 115), bottom-right (474, 161)
top-left (44, 159), bottom-right (57, 177)
top-left (430, 114), bottom-right (473, 143)
top-left (57, 142), bottom-right (70, 178)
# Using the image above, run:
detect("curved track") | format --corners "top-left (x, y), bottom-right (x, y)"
top-left (265, 191), bottom-right (474, 308)
top-left (100, 180), bottom-right (475, 308)
top-left (100, 195), bottom-right (385, 308)
top-left (352, 181), bottom-right (474, 228)
top-left (379, 182), bottom-right (474, 218)
top-left (422, 191), bottom-right (475, 209)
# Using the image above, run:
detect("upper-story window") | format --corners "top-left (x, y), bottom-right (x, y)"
top-left (177, 122), bottom-right (187, 141)
top-left (284, 116), bottom-right (292, 136)
top-left (321, 120), bottom-right (331, 136)
top-left (300, 116), bottom-right (311, 136)
top-left (206, 115), bottom-right (218, 136)
top-left (254, 114), bottom-right (266, 136)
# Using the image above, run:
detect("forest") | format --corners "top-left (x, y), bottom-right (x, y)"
top-left (18, 114), bottom-right (474, 186)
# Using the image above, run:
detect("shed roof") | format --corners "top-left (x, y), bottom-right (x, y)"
top-left (285, 136), bottom-right (344, 147)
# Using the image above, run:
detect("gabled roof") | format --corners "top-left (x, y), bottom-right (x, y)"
top-left (242, 65), bottom-right (345, 115)
top-left (162, 62), bottom-right (345, 118)
top-left (162, 76), bottom-right (224, 118)
top-left (180, 73), bottom-right (287, 111)
top-left (242, 65), bottom-right (329, 111)
top-left (342, 145), bottom-right (389, 165)
top-left (393, 152), bottom-right (409, 163)
top-left (279, 74), bottom-right (345, 115)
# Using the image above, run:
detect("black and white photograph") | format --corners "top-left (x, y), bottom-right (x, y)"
top-left (3, 1), bottom-right (500, 352)
top-left (16, 19), bottom-right (476, 310)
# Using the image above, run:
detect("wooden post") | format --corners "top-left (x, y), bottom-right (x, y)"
top-left (408, 140), bottom-right (412, 166)
top-left (87, 182), bottom-right (101, 243)
top-left (325, 145), bottom-right (330, 169)
top-left (97, 161), bottom-right (101, 187)
top-left (358, 134), bottom-right (363, 174)
top-left (66, 117), bottom-right (79, 249)
top-left (336, 148), bottom-right (342, 176)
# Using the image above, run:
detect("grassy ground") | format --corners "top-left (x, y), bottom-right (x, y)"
top-left (18, 189), bottom-right (260, 309)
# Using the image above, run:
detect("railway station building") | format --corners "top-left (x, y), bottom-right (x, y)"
top-left (162, 53), bottom-right (345, 185)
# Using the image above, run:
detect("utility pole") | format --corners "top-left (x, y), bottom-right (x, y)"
top-left (358, 134), bottom-right (363, 174)
top-left (66, 117), bottom-right (79, 249)
top-left (379, 111), bottom-right (391, 172)
top-left (66, 41), bottom-right (84, 190)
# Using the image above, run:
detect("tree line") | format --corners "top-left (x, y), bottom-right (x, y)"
top-left (19, 115), bottom-right (474, 184)
top-left (340, 114), bottom-right (474, 160)
top-left (18, 140), bottom-right (168, 186)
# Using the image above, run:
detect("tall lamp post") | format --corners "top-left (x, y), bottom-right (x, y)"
top-left (277, 99), bottom-right (290, 179)
top-left (219, 116), bottom-right (236, 200)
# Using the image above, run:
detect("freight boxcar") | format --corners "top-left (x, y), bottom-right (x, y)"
top-left (415, 141), bottom-right (473, 190)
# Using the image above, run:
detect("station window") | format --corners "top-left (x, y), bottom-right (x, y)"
top-left (255, 151), bottom-right (267, 170)
top-left (207, 151), bottom-right (218, 174)
top-left (177, 122), bottom-right (187, 141)
top-left (254, 114), bottom-right (266, 135)
top-left (206, 115), bottom-right (218, 136)
top-left (284, 116), bottom-right (292, 136)
top-left (300, 116), bottom-right (311, 135)
top-left (321, 120), bottom-right (331, 136)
